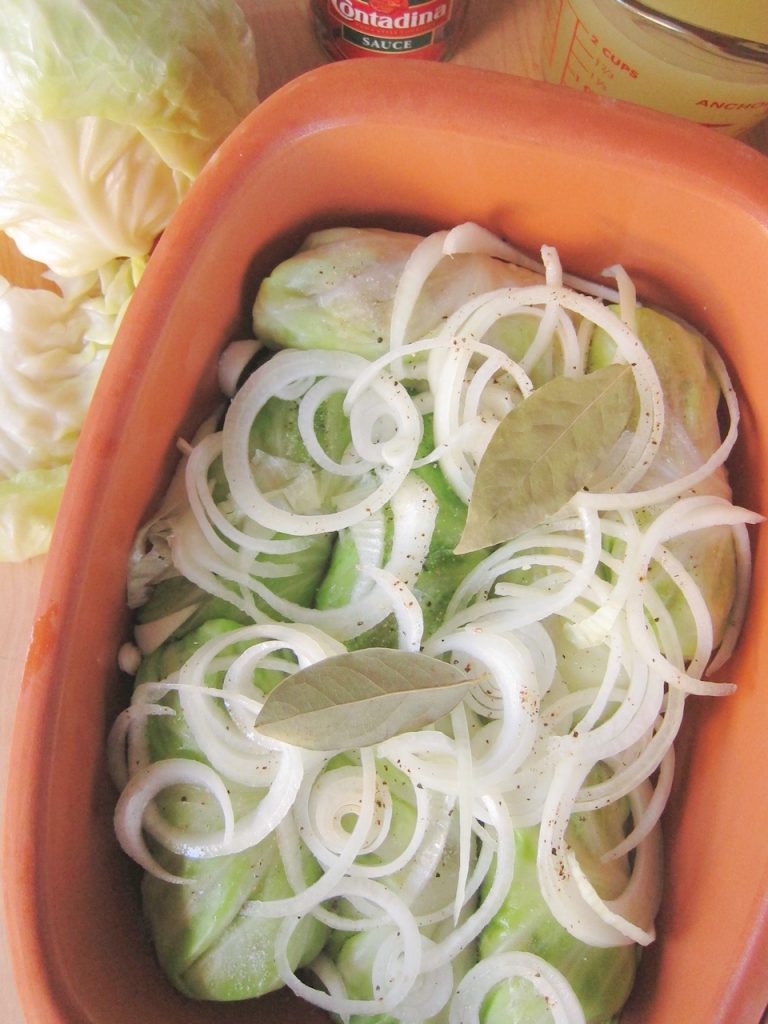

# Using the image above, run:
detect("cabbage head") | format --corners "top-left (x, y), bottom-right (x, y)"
top-left (0, 260), bottom-right (144, 560)
top-left (0, 0), bottom-right (259, 275)
top-left (0, 0), bottom-right (259, 560)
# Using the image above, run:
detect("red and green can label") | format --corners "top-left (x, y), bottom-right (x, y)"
top-left (313, 0), bottom-right (462, 60)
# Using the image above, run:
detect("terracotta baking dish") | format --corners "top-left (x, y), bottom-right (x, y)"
top-left (3, 60), bottom-right (768, 1023)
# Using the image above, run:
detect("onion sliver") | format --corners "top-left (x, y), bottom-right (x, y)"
top-left (449, 951), bottom-right (587, 1024)
top-left (114, 758), bottom-right (235, 883)
top-left (223, 349), bottom-right (422, 535)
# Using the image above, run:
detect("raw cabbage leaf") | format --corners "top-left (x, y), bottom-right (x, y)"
top-left (0, 0), bottom-right (259, 561)
top-left (137, 619), bottom-right (328, 1000)
top-left (252, 227), bottom-right (543, 360)
top-left (0, 464), bottom-right (69, 562)
top-left (479, 820), bottom-right (639, 1024)
top-left (0, 262), bottom-right (143, 560)
top-left (0, 0), bottom-right (259, 275)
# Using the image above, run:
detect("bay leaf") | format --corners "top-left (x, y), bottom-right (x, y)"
top-left (255, 648), bottom-right (474, 750)
top-left (455, 364), bottom-right (636, 554)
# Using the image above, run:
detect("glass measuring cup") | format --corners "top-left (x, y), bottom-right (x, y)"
top-left (542, 0), bottom-right (768, 135)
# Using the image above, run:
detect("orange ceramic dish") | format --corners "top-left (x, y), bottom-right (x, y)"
top-left (3, 60), bottom-right (768, 1024)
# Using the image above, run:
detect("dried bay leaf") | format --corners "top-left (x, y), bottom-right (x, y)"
top-left (455, 364), bottom-right (636, 554)
top-left (255, 648), bottom-right (474, 750)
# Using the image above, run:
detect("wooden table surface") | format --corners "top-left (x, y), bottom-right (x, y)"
top-left (1, 2), bottom-right (767, 1021)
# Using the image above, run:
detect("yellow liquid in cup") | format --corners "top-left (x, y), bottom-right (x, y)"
top-left (644, 1), bottom-right (768, 45)
top-left (542, 0), bottom-right (768, 135)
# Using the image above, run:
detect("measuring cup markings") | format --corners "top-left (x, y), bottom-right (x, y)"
top-left (542, 0), bottom-right (768, 134)
top-left (547, 1), bottom-right (636, 92)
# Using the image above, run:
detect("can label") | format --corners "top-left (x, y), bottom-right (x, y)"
top-left (314, 0), bottom-right (459, 60)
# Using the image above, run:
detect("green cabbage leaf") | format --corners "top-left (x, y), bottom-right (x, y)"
top-left (0, 266), bottom-right (146, 560)
top-left (252, 227), bottom-right (543, 361)
top-left (0, 0), bottom-right (259, 561)
top-left (0, 0), bottom-right (259, 275)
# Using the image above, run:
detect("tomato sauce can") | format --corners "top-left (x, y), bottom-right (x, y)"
top-left (312, 0), bottom-right (467, 61)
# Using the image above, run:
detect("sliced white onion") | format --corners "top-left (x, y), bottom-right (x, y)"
top-left (231, 474), bottom-right (437, 642)
top-left (442, 221), bottom-right (619, 303)
top-left (223, 349), bottom-right (422, 535)
top-left (359, 565), bottom-right (424, 651)
top-left (274, 876), bottom-right (423, 1015)
top-left (218, 339), bottom-right (263, 397)
top-left (602, 264), bottom-right (637, 333)
top-left (390, 229), bottom-right (449, 353)
top-left (449, 951), bottom-right (587, 1024)
top-left (113, 757), bottom-right (235, 883)
top-left (114, 224), bottom-right (757, 1024)
top-left (537, 756), bottom-right (659, 947)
